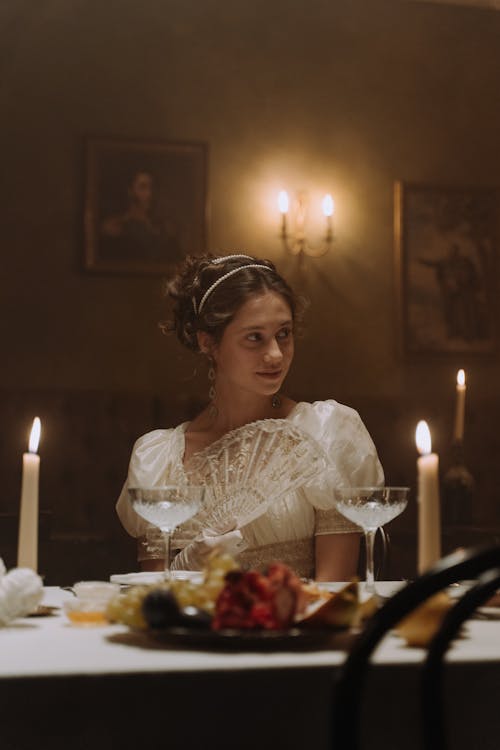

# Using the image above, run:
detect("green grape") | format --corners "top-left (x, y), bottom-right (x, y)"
top-left (106, 585), bottom-right (150, 629)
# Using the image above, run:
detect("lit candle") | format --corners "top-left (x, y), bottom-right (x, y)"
top-left (278, 190), bottom-right (289, 238)
top-left (17, 417), bottom-right (41, 571)
top-left (416, 420), bottom-right (441, 574)
top-left (278, 190), bottom-right (289, 214)
top-left (322, 193), bottom-right (335, 241)
top-left (453, 368), bottom-right (466, 443)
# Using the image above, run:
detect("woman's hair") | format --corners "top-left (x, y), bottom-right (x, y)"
top-left (161, 253), bottom-right (301, 352)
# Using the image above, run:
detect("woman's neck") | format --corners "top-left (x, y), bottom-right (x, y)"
top-left (183, 391), bottom-right (297, 462)
top-left (189, 389), bottom-right (295, 437)
top-left (211, 397), bottom-right (278, 433)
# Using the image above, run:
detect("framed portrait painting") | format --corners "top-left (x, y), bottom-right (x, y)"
top-left (395, 182), bottom-right (499, 358)
top-left (84, 136), bottom-right (208, 274)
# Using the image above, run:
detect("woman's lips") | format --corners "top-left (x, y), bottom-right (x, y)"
top-left (256, 370), bottom-right (283, 380)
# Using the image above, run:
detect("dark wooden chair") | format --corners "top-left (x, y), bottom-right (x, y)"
top-left (421, 565), bottom-right (500, 750)
top-left (331, 544), bottom-right (500, 750)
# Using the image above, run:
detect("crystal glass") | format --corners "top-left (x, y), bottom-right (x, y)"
top-left (128, 485), bottom-right (204, 577)
top-left (335, 486), bottom-right (409, 594)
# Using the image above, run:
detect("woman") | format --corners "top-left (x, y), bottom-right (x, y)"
top-left (117, 253), bottom-right (383, 580)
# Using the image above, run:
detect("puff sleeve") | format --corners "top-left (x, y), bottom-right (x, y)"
top-left (290, 400), bottom-right (384, 535)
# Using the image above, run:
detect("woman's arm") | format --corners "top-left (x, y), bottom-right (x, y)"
top-left (140, 557), bottom-right (165, 572)
top-left (315, 532), bottom-right (361, 581)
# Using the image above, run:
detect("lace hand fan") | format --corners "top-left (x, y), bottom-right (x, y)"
top-left (183, 419), bottom-right (329, 535)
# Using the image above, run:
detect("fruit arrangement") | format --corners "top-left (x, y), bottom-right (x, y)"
top-left (213, 562), bottom-right (306, 630)
top-left (106, 552), bottom-right (238, 629)
top-left (106, 553), bottom-right (366, 633)
top-left (394, 591), bottom-right (453, 647)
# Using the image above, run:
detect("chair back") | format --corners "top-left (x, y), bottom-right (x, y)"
top-left (332, 544), bottom-right (500, 750)
top-left (421, 566), bottom-right (500, 750)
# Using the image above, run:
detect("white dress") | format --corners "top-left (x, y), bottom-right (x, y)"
top-left (116, 399), bottom-right (384, 578)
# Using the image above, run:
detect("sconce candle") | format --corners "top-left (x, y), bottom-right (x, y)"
top-left (278, 190), bottom-right (289, 214)
top-left (277, 189), bottom-right (335, 257)
top-left (453, 369), bottom-right (466, 443)
top-left (17, 417), bottom-right (41, 571)
top-left (278, 190), bottom-right (289, 239)
top-left (416, 420), bottom-right (441, 574)
top-left (322, 193), bottom-right (334, 241)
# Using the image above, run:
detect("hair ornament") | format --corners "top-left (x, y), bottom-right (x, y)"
top-left (191, 254), bottom-right (256, 314)
top-left (197, 264), bottom-right (273, 315)
top-left (210, 254), bottom-right (254, 265)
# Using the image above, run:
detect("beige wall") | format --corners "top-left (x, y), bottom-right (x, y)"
top-left (1, 0), bottom-right (498, 393)
top-left (1, 0), bottom-right (500, 577)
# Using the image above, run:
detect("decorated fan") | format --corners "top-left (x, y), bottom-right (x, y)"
top-left (183, 418), bottom-right (329, 536)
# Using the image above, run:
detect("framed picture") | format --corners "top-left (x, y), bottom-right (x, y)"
top-left (395, 182), bottom-right (499, 358)
top-left (84, 136), bottom-right (208, 274)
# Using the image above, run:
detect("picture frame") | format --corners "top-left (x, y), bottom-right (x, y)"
top-left (84, 136), bottom-right (208, 274)
top-left (394, 181), bottom-right (498, 358)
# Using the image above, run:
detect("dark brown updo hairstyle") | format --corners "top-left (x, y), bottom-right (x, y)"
top-left (162, 253), bottom-right (300, 352)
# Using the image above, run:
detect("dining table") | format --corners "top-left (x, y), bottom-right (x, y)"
top-left (1, 583), bottom-right (500, 750)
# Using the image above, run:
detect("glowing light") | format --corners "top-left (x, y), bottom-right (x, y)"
top-left (322, 194), bottom-right (334, 217)
top-left (28, 417), bottom-right (41, 454)
top-left (416, 420), bottom-right (431, 456)
top-left (278, 190), bottom-right (289, 214)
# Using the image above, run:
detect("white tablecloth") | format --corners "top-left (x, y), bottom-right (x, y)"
top-left (1, 585), bottom-right (499, 749)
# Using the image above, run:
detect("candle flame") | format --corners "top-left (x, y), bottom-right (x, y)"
top-left (322, 194), bottom-right (334, 217)
top-left (416, 420), bottom-right (431, 455)
top-left (29, 417), bottom-right (41, 454)
top-left (457, 368), bottom-right (465, 386)
top-left (278, 190), bottom-right (289, 214)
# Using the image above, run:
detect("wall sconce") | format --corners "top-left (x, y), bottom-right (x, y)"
top-left (278, 190), bottom-right (335, 257)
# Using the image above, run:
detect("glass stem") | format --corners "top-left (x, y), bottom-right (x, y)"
top-left (365, 529), bottom-right (377, 594)
top-left (161, 530), bottom-right (172, 580)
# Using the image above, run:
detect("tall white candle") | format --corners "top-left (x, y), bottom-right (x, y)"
top-left (17, 417), bottom-right (41, 571)
top-left (416, 420), bottom-right (441, 574)
top-left (453, 368), bottom-right (466, 443)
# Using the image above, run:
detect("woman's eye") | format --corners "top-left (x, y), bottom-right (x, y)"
top-left (277, 328), bottom-right (291, 340)
top-left (246, 332), bottom-right (261, 342)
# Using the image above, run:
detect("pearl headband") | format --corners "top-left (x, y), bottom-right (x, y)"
top-left (192, 256), bottom-right (273, 315)
top-left (211, 254), bottom-right (253, 265)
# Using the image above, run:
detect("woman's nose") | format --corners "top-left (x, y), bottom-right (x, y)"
top-left (263, 339), bottom-right (283, 363)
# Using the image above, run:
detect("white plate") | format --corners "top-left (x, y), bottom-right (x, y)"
top-left (110, 570), bottom-right (203, 586)
top-left (477, 607), bottom-right (500, 619)
top-left (317, 580), bottom-right (406, 601)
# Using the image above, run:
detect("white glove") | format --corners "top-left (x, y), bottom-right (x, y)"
top-left (170, 529), bottom-right (248, 571)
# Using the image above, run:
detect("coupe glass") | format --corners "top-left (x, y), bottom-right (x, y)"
top-left (335, 486), bottom-right (409, 594)
top-left (128, 485), bottom-right (204, 578)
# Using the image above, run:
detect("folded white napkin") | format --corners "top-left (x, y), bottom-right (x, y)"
top-left (0, 559), bottom-right (43, 626)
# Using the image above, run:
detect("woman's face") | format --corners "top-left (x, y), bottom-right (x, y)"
top-left (129, 172), bottom-right (153, 208)
top-left (210, 291), bottom-right (294, 398)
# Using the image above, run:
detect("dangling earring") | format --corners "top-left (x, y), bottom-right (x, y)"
top-left (207, 357), bottom-right (218, 418)
top-left (271, 393), bottom-right (281, 409)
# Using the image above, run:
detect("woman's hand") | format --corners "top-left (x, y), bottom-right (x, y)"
top-left (170, 529), bottom-right (248, 571)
